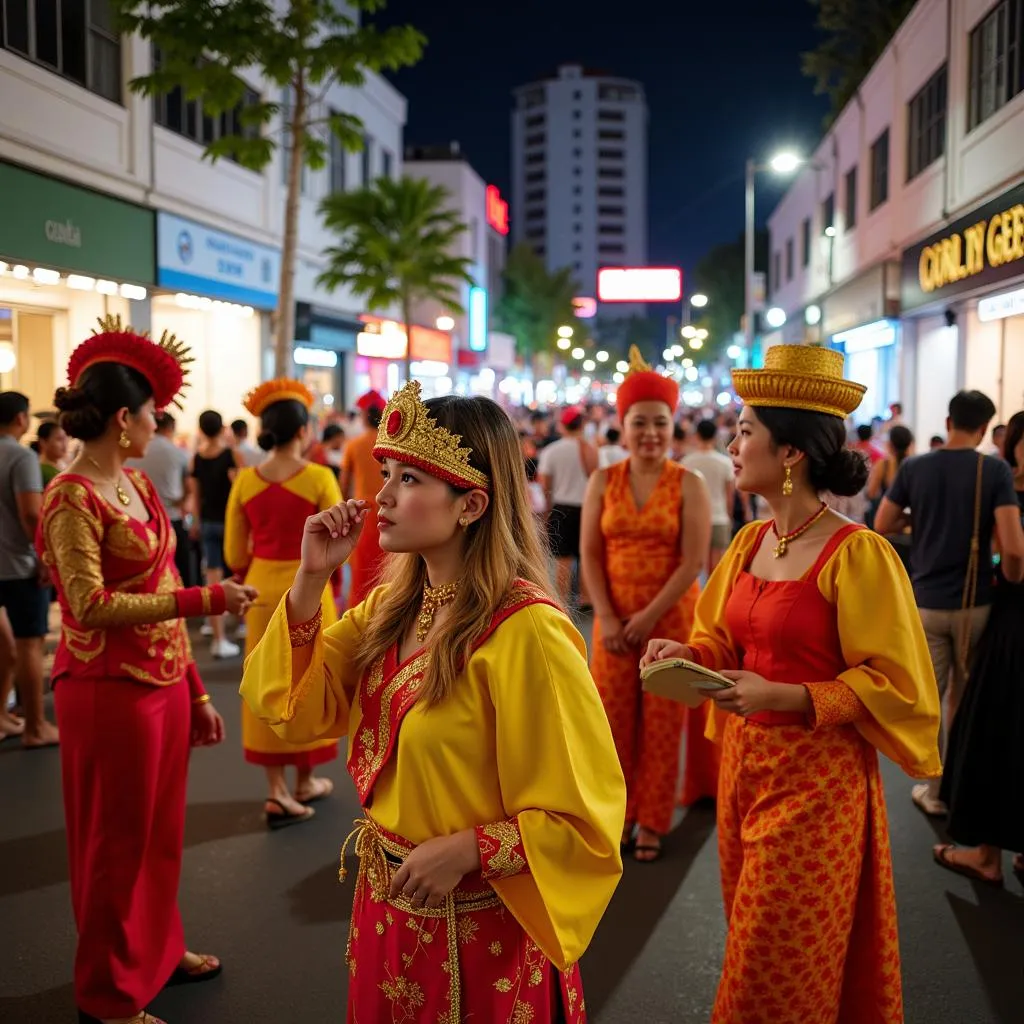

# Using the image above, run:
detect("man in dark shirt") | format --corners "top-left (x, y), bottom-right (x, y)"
top-left (877, 390), bottom-right (1024, 816)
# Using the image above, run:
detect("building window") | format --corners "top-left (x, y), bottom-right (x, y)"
top-left (572, 185), bottom-right (581, 195)
top-left (870, 129), bottom-right (889, 210)
top-left (573, 148), bottom-right (582, 158)
top-left (525, 132), bottom-right (545, 147)
top-left (598, 186), bottom-right (624, 197)
top-left (574, 223), bottom-right (581, 233)
top-left (573, 89), bottom-right (581, 100)
top-left (524, 113), bottom-right (545, 128)
top-left (1, 0), bottom-right (121, 102)
top-left (845, 166), bottom-right (857, 228)
top-left (572, 129), bottom-right (581, 138)
top-left (521, 87), bottom-right (544, 109)
top-left (525, 207), bottom-right (545, 223)
top-left (525, 151), bottom-right (545, 166)
top-left (598, 84), bottom-right (639, 101)
top-left (599, 243), bottom-right (625, 255)
top-left (329, 116), bottom-right (346, 193)
top-left (525, 188), bottom-right (545, 202)
top-left (968, 0), bottom-right (1024, 130)
top-left (381, 148), bottom-right (393, 181)
top-left (598, 148), bottom-right (624, 160)
top-left (598, 205), bottom-right (624, 216)
top-left (785, 238), bottom-right (794, 282)
top-left (907, 64), bottom-right (947, 179)
top-left (598, 129), bottom-right (624, 141)
top-left (772, 251), bottom-right (781, 295)
top-left (525, 170), bottom-right (545, 184)
top-left (572, 109), bottom-right (581, 120)
top-left (599, 224), bottom-right (624, 235)
top-left (361, 133), bottom-right (373, 185)
top-left (470, 217), bottom-right (479, 261)
top-left (573, 204), bottom-right (581, 214)
top-left (598, 109), bottom-right (625, 122)
top-left (821, 193), bottom-right (835, 234)
top-left (801, 218), bottom-right (811, 267)
top-left (573, 243), bottom-right (581, 252)
top-left (598, 167), bottom-right (624, 179)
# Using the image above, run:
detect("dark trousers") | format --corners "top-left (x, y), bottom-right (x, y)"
top-left (171, 520), bottom-right (198, 589)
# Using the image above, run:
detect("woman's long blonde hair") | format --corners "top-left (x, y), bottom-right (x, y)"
top-left (352, 395), bottom-right (558, 705)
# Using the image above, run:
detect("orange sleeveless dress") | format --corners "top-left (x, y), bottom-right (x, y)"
top-left (591, 458), bottom-right (720, 834)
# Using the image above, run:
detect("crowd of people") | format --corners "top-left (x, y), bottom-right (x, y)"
top-left (1, 321), bottom-right (1022, 1023)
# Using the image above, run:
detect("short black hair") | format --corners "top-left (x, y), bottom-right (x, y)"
top-left (564, 414), bottom-right (584, 432)
top-left (948, 390), bottom-right (996, 433)
top-left (605, 427), bottom-right (620, 444)
top-left (696, 419), bottom-right (717, 442)
top-left (890, 402), bottom-right (903, 415)
top-left (37, 420), bottom-right (62, 441)
top-left (930, 435), bottom-right (945, 446)
top-left (156, 411), bottom-right (176, 432)
top-left (0, 391), bottom-right (29, 425)
top-left (257, 399), bottom-right (309, 451)
top-left (231, 419), bottom-right (248, 438)
top-left (530, 410), bottom-right (548, 424)
top-left (198, 410), bottom-right (224, 439)
top-left (673, 423), bottom-right (687, 442)
top-left (323, 424), bottom-right (344, 442)
top-left (856, 424), bottom-right (874, 442)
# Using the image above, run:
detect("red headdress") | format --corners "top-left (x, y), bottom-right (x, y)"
top-left (356, 389), bottom-right (386, 412)
top-left (66, 315), bottom-right (192, 410)
top-left (616, 345), bottom-right (679, 417)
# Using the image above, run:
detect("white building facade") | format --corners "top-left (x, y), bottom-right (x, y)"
top-left (766, 0), bottom-right (1024, 440)
top-left (511, 64), bottom-right (647, 318)
top-left (0, 0), bottom-right (406, 433)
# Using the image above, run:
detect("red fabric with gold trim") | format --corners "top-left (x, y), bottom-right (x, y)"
top-left (346, 820), bottom-right (586, 1023)
top-left (67, 317), bottom-right (190, 411)
top-left (476, 818), bottom-right (531, 880)
top-left (347, 580), bottom-right (558, 805)
top-left (616, 371), bottom-right (679, 418)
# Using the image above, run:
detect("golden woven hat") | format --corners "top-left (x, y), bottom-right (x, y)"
top-left (730, 345), bottom-right (866, 419)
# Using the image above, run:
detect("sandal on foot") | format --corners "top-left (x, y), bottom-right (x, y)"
top-left (933, 844), bottom-right (1003, 887)
top-left (265, 797), bottom-right (315, 830)
top-left (634, 843), bottom-right (663, 863)
top-left (295, 776), bottom-right (334, 805)
top-left (167, 952), bottom-right (223, 987)
top-left (911, 784), bottom-right (947, 818)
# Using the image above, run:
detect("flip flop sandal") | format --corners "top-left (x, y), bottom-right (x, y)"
top-left (933, 844), bottom-right (1003, 887)
top-left (296, 777), bottom-right (334, 805)
top-left (265, 798), bottom-right (315, 830)
top-left (911, 785), bottom-right (947, 818)
top-left (633, 844), bottom-right (663, 863)
top-left (167, 954), bottom-right (223, 987)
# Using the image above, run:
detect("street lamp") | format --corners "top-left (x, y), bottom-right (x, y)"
top-left (663, 348), bottom-right (675, 361)
top-left (558, 325), bottom-right (574, 339)
top-left (583, 359), bottom-right (596, 372)
top-left (571, 347), bottom-right (585, 360)
top-left (596, 350), bottom-right (609, 362)
top-left (744, 149), bottom-right (806, 354)
top-left (681, 325), bottom-right (697, 339)
top-left (435, 315), bottom-right (455, 331)
top-left (766, 306), bottom-right (787, 329)
top-left (690, 338), bottom-right (704, 350)
top-left (557, 337), bottom-right (571, 350)
top-left (695, 328), bottom-right (709, 340)
top-left (690, 293), bottom-right (709, 308)
top-left (615, 359), bottom-right (629, 373)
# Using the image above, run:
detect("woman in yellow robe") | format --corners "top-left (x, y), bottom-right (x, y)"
top-left (242, 382), bottom-right (626, 1023)
top-left (643, 347), bottom-right (941, 1024)
top-left (225, 380), bottom-right (341, 828)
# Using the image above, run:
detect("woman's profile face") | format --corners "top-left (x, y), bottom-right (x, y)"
top-left (375, 459), bottom-right (467, 554)
top-left (124, 400), bottom-right (158, 458)
top-left (727, 407), bottom-right (788, 495)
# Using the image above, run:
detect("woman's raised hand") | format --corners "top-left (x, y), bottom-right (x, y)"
top-left (299, 499), bottom-right (369, 578)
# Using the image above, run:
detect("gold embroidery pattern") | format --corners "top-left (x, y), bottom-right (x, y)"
top-left (809, 682), bottom-right (867, 728)
top-left (479, 819), bottom-right (527, 880)
top-left (61, 623), bottom-right (105, 664)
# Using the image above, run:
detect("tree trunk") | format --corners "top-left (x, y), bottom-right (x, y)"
top-left (402, 294), bottom-right (413, 384)
top-left (274, 69), bottom-right (306, 378)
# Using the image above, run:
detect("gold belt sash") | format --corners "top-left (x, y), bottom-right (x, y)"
top-left (339, 816), bottom-right (503, 1018)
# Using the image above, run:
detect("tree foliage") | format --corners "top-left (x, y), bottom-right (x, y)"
top-left (691, 230), bottom-right (768, 363)
top-left (318, 176), bottom-right (475, 376)
top-left (494, 245), bottom-right (579, 359)
top-left (802, 0), bottom-right (915, 122)
top-left (592, 315), bottom-right (661, 364)
top-left (112, 0), bottom-right (424, 375)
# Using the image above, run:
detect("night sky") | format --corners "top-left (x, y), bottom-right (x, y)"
top-left (374, 0), bottom-right (831, 283)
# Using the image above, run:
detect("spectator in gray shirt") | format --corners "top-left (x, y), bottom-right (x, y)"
top-left (0, 391), bottom-right (59, 747)
top-left (231, 418), bottom-right (263, 468)
top-left (128, 411), bottom-right (196, 587)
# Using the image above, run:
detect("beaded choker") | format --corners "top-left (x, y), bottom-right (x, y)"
top-left (771, 501), bottom-right (829, 558)
top-left (417, 581), bottom-right (460, 642)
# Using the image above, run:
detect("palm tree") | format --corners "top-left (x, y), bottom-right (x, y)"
top-left (318, 176), bottom-right (476, 380)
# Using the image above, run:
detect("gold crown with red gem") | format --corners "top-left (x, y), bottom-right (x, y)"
top-left (372, 380), bottom-right (490, 491)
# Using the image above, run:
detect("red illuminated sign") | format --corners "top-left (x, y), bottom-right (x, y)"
top-left (486, 185), bottom-right (509, 236)
top-left (573, 296), bottom-right (597, 319)
top-left (597, 267), bottom-right (683, 303)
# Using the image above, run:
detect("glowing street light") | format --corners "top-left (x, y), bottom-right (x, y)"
top-left (557, 337), bottom-right (572, 350)
top-left (681, 325), bottom-right (697, 339)
top-left (571, 347), bottom-right (585, 360)
top-left (613, 371), bottom-right (625, 384)
top-left (583, 359), bottom-right (596, 372)
top-left (769, 151), bottom-right (802, 174)
top-left (663, 348), bottom-right (675, 361)
top-left (690, 293), bottom-right (709, 308)
top-left (558, 325), bottom-right (574, 339)
top-left (435, 315), bottom-right (455, 331)
top-left (727, 344), bottom-right (742, 359)
top-left (596, 350), bottom-right (609, 362)
top-left (695, 328), bottom-right (709, 340)
top-left (615, 360), bottom-right (629, 373)
top-left (690, 338), bottom-right (704, 350)
top-left (671, 344), bottom-right (684, 357)
top-left (765, 306), bottom-right (787, 329)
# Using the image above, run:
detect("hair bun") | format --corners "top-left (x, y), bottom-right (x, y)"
top-left (257, 429), bottom-right (277, 452)
top-left (53, 385), bottom-right (92, 412)
top-left (821, 447), bottom-right (869, 497)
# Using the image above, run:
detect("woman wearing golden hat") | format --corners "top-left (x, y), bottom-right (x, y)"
top-left (38, 317), bottom-right (257, 1024)
top-left (582, 346), bottom-right (716, 862)
top-left (642, 345), bottom-right (940, 1024)
top-left (224, 379), bottom-right (342, 827)
top-left (241, 382), bottom-right (625, 1022)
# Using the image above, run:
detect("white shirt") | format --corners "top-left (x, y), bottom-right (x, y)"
top-left (538, 437), bottom-right (590, 507)
top-left (683, 449), bottom-right (734, 526)
top-left (236, 441), bottom-right (264, 468)
top-left (598, 444), bottom-right (629, 470)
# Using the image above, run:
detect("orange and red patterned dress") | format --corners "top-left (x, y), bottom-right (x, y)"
top-left (688, 521), bottom-right (941, 1023)
top-left (591, 458), bottom-right (719, 835)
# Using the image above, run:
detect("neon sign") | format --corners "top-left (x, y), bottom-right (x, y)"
top-left (597, 267), bottom-right (682, 303)
top-left (573, 296), bottom-right (597, 319)
top-left (486, 186), bottom-right (509, 236)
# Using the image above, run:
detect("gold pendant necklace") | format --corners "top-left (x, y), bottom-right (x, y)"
top-left (771, 501), bottom-right (829, 558)
top-left (86, 455), bottom-right (132, 507)
top-left (417, 580), bottom-right (460, 642)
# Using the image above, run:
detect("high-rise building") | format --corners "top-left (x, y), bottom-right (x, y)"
top-left (511, 63), bottom-right (648, 316)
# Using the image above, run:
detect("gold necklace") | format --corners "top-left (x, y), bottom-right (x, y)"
top-left (85, 455), bottom-right (132, 507)
top-left (417, 580), bottom-right (459, 642)
top-left (771, 501), bottom-right (829, 558)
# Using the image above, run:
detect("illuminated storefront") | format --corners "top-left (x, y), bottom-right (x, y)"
top-left (354, 317), bottom-right (453, 399)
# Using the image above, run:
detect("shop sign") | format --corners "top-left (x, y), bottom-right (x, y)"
top-left (902, 180), bottom-right (1024, 311)
top-left (978, 286), bottom-right (1024, 322)
top-left (156, 211), bottom-right (280, 309)
top-left (0, 161), bottom-right (154, 283)
top-left (486, 186), bottom-right (509, 236)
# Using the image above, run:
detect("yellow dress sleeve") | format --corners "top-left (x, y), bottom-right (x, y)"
top-left (223, 470), bottom-right (252, 574)
top-left (816, 529), bottom-right (942, 777)
top-left (42, 485), bottom-right (178, 627)
top-left (473, 603), bottom-right (626, 970)
top-left (240, 584), bottom-right (385, 744)
top-left (687, 521), bottom-right (762, 670)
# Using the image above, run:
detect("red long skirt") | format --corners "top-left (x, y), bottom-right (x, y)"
top-left (56, 677), bottom-right (190, 1018)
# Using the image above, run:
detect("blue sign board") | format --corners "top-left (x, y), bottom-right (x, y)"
top-left (156, 211), bottom-right (280, 309)
top-left (468, 286), bottom-right (488, 352)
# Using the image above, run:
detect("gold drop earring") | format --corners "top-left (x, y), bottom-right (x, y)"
top-left (119, 430), bottom-right (131, 449)
top-left (782, 465), bottom-right (793, 497)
